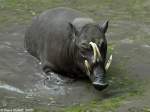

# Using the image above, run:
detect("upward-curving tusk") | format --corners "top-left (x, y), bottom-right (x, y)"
top-left (89, 42), bottom-right (97, 63)
top-left (93, 43), bottom-right (101, 61)
top-left (105, 54), bottom-right (112, 71)
top-left (84, 60), bottom-right (91, 76)
top-left (89, 42), bottom-right (101, 62)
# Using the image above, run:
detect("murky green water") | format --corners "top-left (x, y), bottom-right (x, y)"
top-left (0, 0), bottom-right (150, 111)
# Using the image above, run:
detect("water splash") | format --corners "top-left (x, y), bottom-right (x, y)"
top-left (0, 82), bottom-right (24, 94)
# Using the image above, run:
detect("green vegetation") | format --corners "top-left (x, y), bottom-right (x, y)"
top-left (33, 108), bottom-right (49, 112)
top-left (61, 97), bottom-right (125, 112)
top-left (0, 0), bottom-right (149, 112)
top-left (0, 0), bottom-right (150, 26)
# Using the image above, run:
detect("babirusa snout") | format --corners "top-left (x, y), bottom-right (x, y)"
top-left (105, 54), bottom-right (112, 71)
top-left (89, 42), bottom-right (101, 63)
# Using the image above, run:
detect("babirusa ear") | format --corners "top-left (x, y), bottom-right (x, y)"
top-left (100, 20), bottom-right (109, 33)
top-left (68, 22), bottom-right (78, 36)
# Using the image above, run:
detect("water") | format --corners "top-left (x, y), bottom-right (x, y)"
top-left (0, 2), bottom-right (150, 111)
top-left (0, 25), bottom-right (103, 109)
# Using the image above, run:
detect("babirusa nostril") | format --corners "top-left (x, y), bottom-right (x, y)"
top-left (92, 75), bottom-right (108, 90)
top-left (93, 82), bottom-right (108, 91)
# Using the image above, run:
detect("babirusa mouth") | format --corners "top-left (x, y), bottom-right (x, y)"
top-left (105, 54), bottom-right (112, 71)
top-left (89, 42), bottom-right (101, 63)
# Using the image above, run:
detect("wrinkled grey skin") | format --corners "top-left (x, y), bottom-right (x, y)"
top-left (25, 7), bottom-right (109, 90)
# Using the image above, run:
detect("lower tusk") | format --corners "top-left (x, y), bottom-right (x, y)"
top-left (84, 60), bottom-right (90, 76)
top-left (89, 42), bottom-right (97, 63)
top-left (105, 54), bottom-right (112, 71)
